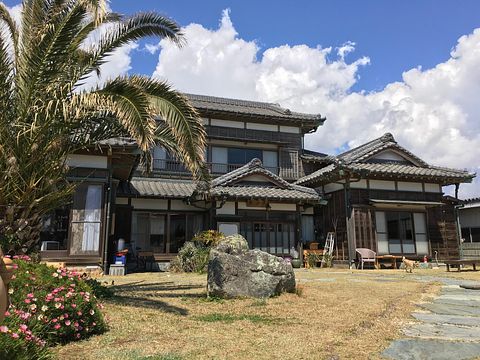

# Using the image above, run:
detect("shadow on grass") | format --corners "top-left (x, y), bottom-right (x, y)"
top-left (109, 281), bottom-right (207, 315)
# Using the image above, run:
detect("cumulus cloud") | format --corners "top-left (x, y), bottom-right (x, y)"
top-left (151, 9), bottom-right (479, 198)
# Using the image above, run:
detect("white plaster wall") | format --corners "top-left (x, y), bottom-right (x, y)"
top-left (269, 203), bottom-right (297, 211)
top-left (424, 183), bottom-right (441, 193)
top-left (131, 198), bottom-right (168, 210)
top-left (201, 118), bottom-right (209, 125)
top-left (246, 122), bottom-right (277, 132)
top-left (279, 125), bottom-right (300, 134)
top-left (351, 179), bottom-right (368, 189)
top-left (210, 119), bottom-right (244, 128)
top-left (369, 180), bottom-right (396, 190)
top-left (371, 150), bottom-right (407, 162)
top-left (66, 154), bottom-right (107, 169)
top-left (170, 200), bottom-right (203, 211)
top-left (237, 201), bottom-right (267, 210)
top-left (209, 139), bottom-right (277, 149)
top-left (397, 181), bottom-right (423, 192)
top-left (241, 175), bottom-right (270, 182)
top-left (217, 201), bottom-right (236, 215)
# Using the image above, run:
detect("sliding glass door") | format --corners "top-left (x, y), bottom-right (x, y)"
top-left (240, 221), bottom-right (295, 255)
top-left (376, 211), bottom-right (427, 255)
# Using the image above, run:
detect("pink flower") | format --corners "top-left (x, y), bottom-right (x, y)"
top-left (54, 324), bottom-right (61, 330)
top-left (0, 326), bottom-right (8, 333)
top-left (4, 311), bottom-right (10, 317)
top-left (19, 324), bottom-right (28, 332)
top-left (11, 333), bottom-right (19, 339)
top-left (26, 293), bottom-right (34, 299)
top-left (77, 311), bottom-right (82, 316)
top-left (71, 304), bottom-right (77, 308)
top-left (65, 320), bottom-right (71, 326)
top-left (24, 299), bottom-right (31, 304)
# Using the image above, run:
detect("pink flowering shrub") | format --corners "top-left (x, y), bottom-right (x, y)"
top-left (3, 256), bottom-right (107, 349)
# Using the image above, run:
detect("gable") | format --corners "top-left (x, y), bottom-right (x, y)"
top-left (238, 174), bottom-right (275, 183)
top-left (369, 150), bottom-right (413, 163)
top-left (366, 149), bottom-right (421, 166)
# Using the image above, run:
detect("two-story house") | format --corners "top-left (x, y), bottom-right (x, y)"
top-left (39, 94), bottom-right (474, 271)
top-left (40, 94), bottom-right (326, 269)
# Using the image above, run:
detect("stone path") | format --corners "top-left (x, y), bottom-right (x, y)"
top-left (383, 280), bottom-right (480, 360)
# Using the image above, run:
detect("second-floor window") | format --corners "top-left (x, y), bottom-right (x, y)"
top-left (211, 146), bottom-right (278, 174)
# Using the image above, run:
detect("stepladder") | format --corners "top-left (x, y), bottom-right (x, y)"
top-left (321, 232), bottom-right (335, 267)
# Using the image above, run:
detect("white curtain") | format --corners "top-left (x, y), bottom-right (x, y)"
top-left (82, 185), bottom-right (102, 252)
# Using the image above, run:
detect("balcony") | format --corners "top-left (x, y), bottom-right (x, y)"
top-left (148, 159), bottom-right (293, 179)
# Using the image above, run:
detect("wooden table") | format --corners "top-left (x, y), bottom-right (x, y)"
top-left (303, 249), bottom-right (324, 268)
top-left (375, 255), bottom-right (403, 269)
top-left (445, 259), bottom-right (479, 272)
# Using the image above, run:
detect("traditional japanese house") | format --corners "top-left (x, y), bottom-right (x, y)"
top-left (112, 95), bottom-right (326, 266)
top-left (38, 94), bottom-right (475, 271)
top-left (296, 133), bottom-right (475, 264)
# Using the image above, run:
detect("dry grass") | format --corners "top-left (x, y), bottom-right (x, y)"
top-left (53, 269), bottom-right (443, 360)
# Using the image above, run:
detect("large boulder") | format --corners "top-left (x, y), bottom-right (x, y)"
top-left (207, 235), bottom-right (296, 299)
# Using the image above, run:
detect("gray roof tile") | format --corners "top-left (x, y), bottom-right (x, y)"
top-left (119, 159), bottom-right (322, 203)
top-left (185, 93), bottom-right (325, 125)
top-left (296, 133), bottom-right (475, 186)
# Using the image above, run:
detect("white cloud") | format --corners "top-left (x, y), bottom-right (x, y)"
top-left (77, 21), bottom-right (139, 91)
top-left (151, 9), bottom-right (480, 198)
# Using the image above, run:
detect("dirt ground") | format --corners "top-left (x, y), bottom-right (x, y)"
top-left (52, 268), bottom-right (477, 360)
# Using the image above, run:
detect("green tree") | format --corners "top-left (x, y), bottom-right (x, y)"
top-left (0, 0), bottom-right (207, 251)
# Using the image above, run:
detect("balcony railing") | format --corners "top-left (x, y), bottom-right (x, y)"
top-left (150, 159), bottom-right (281, 177)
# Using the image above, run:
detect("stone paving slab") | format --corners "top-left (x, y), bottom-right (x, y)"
top-left (382, 339), bottom-right (480, 360)
top-left (402, 323), bottom-right (480, 341)
top-left (412, 312), bottom-right (480, 327)
top-left (435, 298), bottom-right (480, 307)
top-left (420, 302), bottom-right (480, 316)
top-left (438, 294), bottom-right (480, 301)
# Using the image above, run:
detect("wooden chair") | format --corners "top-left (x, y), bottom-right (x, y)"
top-left (356, 248), bottom-right (376, 270)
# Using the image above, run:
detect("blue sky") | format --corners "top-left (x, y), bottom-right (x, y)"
top-left (114, 0), bottom-right (479, 92)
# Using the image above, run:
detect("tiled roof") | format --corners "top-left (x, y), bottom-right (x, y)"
top-left (119, 159), bottom-right (322, 203)
top-left (212, 158), bottom-right (291, 188)
top-left (211, 184), bottom-right (321, 201)
top-left (185, 93), bottom-right (325, 126)
top-left (296, 133), bottom-right (475, 186)
top-left (337, 133), bottom-right (428, 166)
top-left (118, 178), bottom-right (196, 198)
top-left (97, 137), bottom-right (138, 148)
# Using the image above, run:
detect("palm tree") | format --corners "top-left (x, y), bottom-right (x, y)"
top-left (0, 0), bottom-right (207, 251)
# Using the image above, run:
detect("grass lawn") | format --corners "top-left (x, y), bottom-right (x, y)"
top-left (52, 268), bottom-right (479, 360)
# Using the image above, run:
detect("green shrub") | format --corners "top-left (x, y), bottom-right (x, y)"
top-left (4, 257), bottom-right (108, 345)
top-left (170, 242), bottom-right (210, 273)
top-left (84, 278), bottom-right (115, 299)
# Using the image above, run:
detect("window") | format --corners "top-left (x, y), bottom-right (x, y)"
top-left (211, 146), bottom-right (278, 174)
top-left (462, 227), bottom-right (480, 243)
top-left (228, 148), bottom-right (262, 164)
top-left (69, 183), bottom-right (103, 255)
top-left (376, 211), bottom-right (426, 255)
top-left (40, 206), bottom-right (71, 251)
